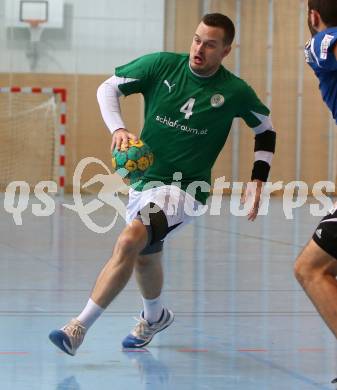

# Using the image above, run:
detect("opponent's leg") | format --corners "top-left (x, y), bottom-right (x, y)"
top-left (49, 219), bottom-right (148, 355)
top-left (294, 239), bottom-right (337, 338)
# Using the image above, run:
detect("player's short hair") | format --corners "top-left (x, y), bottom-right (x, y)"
top-left (308, 0), bottom-right (337, 27)
top-left (201, 13), bottom-right (235, 46)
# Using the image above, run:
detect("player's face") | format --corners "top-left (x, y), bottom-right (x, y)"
top-left (190, 22), bottom-right (231, 76)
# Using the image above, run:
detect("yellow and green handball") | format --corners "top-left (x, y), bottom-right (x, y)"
top-left (112, 139), bottom-right (154, 183)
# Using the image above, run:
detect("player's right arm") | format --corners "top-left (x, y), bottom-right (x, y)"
top-left (97, 53), bottom-right (161, 151)
top-left (111, 129), bottom-right (137, 152)
top-left (97, 75), bottom-right (138, 151)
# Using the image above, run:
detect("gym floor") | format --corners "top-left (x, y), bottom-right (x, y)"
top-left (1, 195), bottom-right (336, 390)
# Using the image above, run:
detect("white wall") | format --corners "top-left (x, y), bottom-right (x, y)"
top-left (0, 0), bottom-right (165, 74)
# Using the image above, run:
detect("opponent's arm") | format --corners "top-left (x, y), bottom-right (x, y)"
top-left (97, 75), bottom-right (138, 150)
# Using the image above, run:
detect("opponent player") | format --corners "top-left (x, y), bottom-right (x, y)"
top-left (295, 1), bottom-right (337, 339)
top-left (49, 13), bottom-right (276, 355)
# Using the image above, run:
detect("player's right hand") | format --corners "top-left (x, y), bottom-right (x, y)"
top-left (111, 128), bottom-right (138, 151)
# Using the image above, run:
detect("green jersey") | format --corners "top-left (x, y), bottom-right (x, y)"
top-left (115, 52), bottom-right (270, 204)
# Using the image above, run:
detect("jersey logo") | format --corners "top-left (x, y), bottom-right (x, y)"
top-left (164, 80), bottom-right (176, 93)
top-left (330, 203), bottom-right (337, 214)
top-left (210, 94), bottom-right (225, 108)
top-left (320, 34), bottom-right (334, 60)
top-left (315, 229), bottom-right (322, 239)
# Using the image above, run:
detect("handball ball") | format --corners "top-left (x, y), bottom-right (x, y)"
top-left (112, 139), bottom-right (154, 182)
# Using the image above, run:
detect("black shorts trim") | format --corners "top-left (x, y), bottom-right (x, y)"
top-left (140, 240), bottom-right (164, 255)
top-left (136, 202), bottom-right (182, 255)
top-left (312, 208), bottom-right (337, 260)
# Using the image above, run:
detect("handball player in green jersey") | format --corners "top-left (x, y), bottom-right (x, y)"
top-left (49, 13), bottom-right (276, 355)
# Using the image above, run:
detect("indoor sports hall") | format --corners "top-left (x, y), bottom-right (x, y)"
top-left (1, 0), bottom-right (337, 389)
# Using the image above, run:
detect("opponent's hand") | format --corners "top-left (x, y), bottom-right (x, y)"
top-left (111, 128), bottom-right (138, 151)
top-left (241, 180), bottom-right (263, 222)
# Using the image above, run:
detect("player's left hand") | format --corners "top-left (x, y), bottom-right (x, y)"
top-left (241, 180), bottom-right (263, 222)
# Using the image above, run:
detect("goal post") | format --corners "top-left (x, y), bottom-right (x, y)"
top-left (0, 86), bottom-right (66, 194)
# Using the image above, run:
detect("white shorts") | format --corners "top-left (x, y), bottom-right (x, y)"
top-left (126, 185), bottom-right (203, 238)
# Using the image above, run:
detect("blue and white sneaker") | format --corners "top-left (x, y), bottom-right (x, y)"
top-left (122, 308), bottom-right (174, 348)
top-left (49, 318), bottom-right (86, 356)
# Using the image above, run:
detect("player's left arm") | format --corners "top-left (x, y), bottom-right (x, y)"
top-left (239, 85), bottom-right (276, 221)
top-left (241, 121), bottom-right (276, 221)
top-left (246, 123), bottom-right (276, 221)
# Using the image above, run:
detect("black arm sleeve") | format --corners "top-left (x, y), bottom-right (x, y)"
top-left (254, 130), bottom-right (276, 153)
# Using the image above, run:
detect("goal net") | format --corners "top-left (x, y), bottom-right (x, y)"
top-left (0, 87), bottom-right (66, 192)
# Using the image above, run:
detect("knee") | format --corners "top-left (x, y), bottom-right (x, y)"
top-left (115, 233), bottom-right (136, 256)
top-left (294, 253), bottom-right (335, 286)
top-left (293, 256), bottom-right (309, 286)
top-left (114, 225), bottom-right (147, 257)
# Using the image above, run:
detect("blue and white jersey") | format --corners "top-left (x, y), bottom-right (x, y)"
top-left (304, 27), bottom-right (337, 122)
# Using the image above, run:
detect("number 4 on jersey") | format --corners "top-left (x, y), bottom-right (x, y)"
top-left (180, 98), bottom-right (195, 119)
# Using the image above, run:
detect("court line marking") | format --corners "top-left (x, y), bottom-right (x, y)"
top-left (239, 350), bottom-right (332, 390)
top-left (0, 242), bottom-right (60, 270)
top-left (0, 288), bottom-right (305, 292)
top-left (177, 348), bottom-right (209, 353)
top-left (237, 349), bottom-right (268, 352)
top-left (196, 223), bottom-right (305, 248)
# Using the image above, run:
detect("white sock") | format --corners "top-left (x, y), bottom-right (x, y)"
top-left (76, 298), bottom-right (104, 329)
top-left (142, 296), bottom-right (164, 324)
